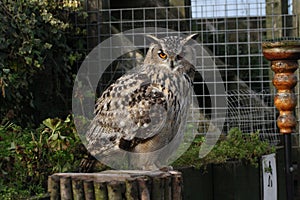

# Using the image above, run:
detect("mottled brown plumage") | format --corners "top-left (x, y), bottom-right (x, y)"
top-left (86, 34), bottom-right (198, 170)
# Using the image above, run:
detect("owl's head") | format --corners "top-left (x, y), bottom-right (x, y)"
top-left (144, 34), bottom-right (198, 77)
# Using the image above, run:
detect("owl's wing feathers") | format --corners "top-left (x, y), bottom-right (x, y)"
top-left (86, 72), bottom-right (169, 153)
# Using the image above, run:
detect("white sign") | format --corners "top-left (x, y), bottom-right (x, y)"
top-left (262, 153), bottom-right (277, 200)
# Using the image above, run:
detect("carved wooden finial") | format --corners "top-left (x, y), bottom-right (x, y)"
top-left (262, 39), bottom-right (300, 134)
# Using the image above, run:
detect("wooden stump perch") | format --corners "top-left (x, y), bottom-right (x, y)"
top-left (48, 170), bottom-right (183, 200)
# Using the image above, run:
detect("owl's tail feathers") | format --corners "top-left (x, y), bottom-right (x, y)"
top-left (79, 152), bottom-right (111, 172)
top-left (79, 153), bottom-right (96, 173)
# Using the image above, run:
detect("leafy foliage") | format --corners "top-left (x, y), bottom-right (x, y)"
top-left (0, 115), bottom-right (86, 199)
top-left (0, 0), bottom-right (86, 125)
top-left (173, 127), bottom-right (276, 169)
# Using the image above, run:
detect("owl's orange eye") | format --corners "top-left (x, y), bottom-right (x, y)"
top-left (158, 50), bottom-right (167, 60)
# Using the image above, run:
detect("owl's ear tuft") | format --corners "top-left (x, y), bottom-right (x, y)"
top-left (146, 34), bottom-right (161, 44)
top-left (189, 33), bottom-right (199, 40)
top-left (181, 33), bottom-right (199, 45)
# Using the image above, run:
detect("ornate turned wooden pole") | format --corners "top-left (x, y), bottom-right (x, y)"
top-left (262, 39), bottom-right (300, 200)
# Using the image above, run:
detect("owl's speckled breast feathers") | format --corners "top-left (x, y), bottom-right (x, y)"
top-left (86, 34), bottom-right (198, 168)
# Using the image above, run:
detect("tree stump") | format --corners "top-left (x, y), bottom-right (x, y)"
top-left (48, 170), bottom-right (183, 200)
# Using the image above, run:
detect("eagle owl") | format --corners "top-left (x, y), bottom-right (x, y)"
top-left (86, 33), bottom-right (198, 170)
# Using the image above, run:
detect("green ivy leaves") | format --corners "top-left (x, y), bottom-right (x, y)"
top-left (0, 115), bottom-right (85, 198)
top-left (0, 0), bottom-right (86, 125)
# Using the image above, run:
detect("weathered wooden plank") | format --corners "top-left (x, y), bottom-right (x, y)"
top-left (170, 171), bottom-right (183, 200)
top-left (60, 176), bottom-right (72, 200)
top-left (107, 181), bottom-right (125, 200)
top-left (48, 175), bottom-right (60, 200)
top-left (72, 178), bottom-right (84, 200)
top-left (94, 181), bottom-right (108, 200)
top-left (83, 179), bottom-right (95, 200)
top-left (125, 177), bottom-right (139, 200)
top-left (137, 176), bottom-right (151, 200)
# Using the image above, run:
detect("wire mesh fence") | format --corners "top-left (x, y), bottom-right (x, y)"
top-left (75, 0), bottom-right (300, 145)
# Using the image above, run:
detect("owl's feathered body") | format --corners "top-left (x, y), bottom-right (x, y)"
top-left (86, 34), bottom-right (197, 169)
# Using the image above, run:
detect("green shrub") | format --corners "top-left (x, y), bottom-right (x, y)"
top-left (0, 115), bottom-right (86, 199)
top-left (173, 127), bottom-right (276, 169)
top-left (0, 0), bottom-right (86, 125)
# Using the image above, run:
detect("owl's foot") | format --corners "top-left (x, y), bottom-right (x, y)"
top-left (159, 165), bottom-right (173, 172)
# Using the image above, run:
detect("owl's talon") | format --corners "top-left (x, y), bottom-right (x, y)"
top-left (159, 166), bottom-right (173, 172)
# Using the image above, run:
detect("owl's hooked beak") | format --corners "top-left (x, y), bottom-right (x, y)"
top-left (169, 55), bottom-right (180, 70)
top-left (170, 60), bottom-right (174, 69)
